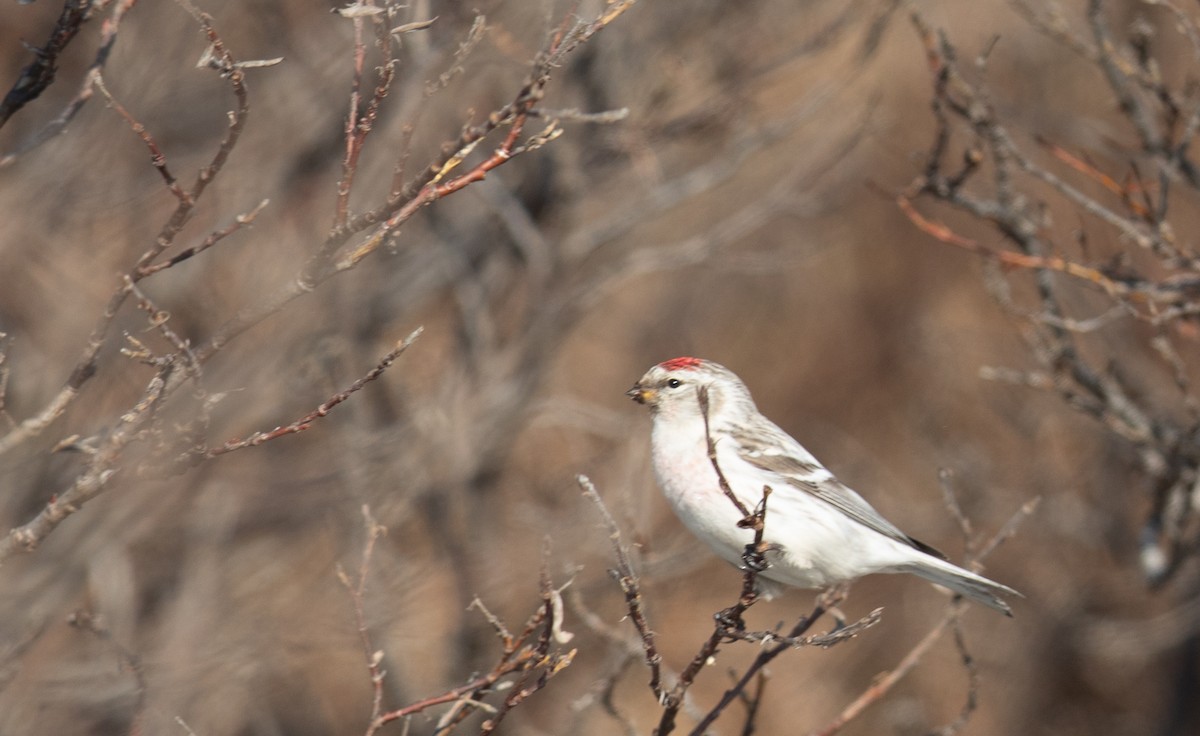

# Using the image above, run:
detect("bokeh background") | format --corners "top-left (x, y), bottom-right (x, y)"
top-left (0, 0), bottom-right (1196, 734)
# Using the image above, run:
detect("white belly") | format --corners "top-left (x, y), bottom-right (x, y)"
top-left (650, 422), bottom-right (909, 591)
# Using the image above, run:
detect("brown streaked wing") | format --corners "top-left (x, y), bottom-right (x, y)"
top-left (734, 431), bottom-right (946, 559)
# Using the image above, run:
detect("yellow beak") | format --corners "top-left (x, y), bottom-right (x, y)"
top-left (626, 385), bottom-right (654, 405)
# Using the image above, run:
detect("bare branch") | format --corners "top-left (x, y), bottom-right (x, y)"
top-left (811, 497), bottom-right (1038, 736)
top-left (578, 474), bottom-right (664, 699)
top-left (200, 327), bottom-right (422, 461)
top-left (0, 0), bottom-right (93, 128)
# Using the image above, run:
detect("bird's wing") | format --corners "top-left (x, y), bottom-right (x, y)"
top-left (729, 423), bottom-right (946, 559)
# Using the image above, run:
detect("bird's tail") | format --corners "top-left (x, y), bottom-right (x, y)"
top-left (900, 557), bottom-right (1020, 616)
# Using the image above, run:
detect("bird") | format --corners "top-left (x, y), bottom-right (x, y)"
top-left (627, 356), bottom-right (1018, 615)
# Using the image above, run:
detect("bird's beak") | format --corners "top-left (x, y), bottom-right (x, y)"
top-left (626, 385), bottom-right (653, 405)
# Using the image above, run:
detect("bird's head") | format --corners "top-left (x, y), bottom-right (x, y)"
top-left (626, 357), bottom-right (755, 421)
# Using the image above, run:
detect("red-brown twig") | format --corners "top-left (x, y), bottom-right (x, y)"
top-left (340, 507), bottom-right (575, 736)
top-left (478, 561), bottom-right (577, 735)
top-left (334, 5), bottom-right (396, 227)
top-left (1036, 137), bottom-right (1152, 218)
top-left (94, 72), bottom-right (187, 201)
top-left (204, 327), bottom-right (422, 459)
top-left (136, 199), bottom-right (270, 278)
top-left (894, 192), bottom-right (1125, 294)
top-left (809, 603), bottom-right (961, 736)
top-left (334, 109), bottom-right (537, 272)
top-left (199, 3), bottom-right (634, 367)
top-left (0, 0), bottom-right (640, 572)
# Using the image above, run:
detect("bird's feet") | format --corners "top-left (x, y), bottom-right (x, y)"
top-left (828, 606), bottom-right (847, 632)
top-left (715, 605), bottom-right (748, 633)
top-left (818, 582), bottom-right (852, 630)
top-left (739, 540), bottom-right (775, 574)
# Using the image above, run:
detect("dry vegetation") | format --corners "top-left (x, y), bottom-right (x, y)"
top-left (1, 0), bottom-right (1198, 734)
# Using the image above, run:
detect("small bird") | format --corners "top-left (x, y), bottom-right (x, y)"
top-left (627, 357), bottom-right (1018, 615)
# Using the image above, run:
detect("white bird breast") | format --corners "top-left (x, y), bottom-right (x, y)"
top-left (650, 417), bottom-right (917, 590)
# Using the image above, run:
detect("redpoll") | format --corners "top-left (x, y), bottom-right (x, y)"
top-left (628, 357), bottom-right (1018, 615)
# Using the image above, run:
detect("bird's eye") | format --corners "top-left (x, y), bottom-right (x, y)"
top-left (666, 378), bottom-right (683, 389)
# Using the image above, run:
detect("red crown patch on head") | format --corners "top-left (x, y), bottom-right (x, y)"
top-left (659, 356), bottom-right (703, 371)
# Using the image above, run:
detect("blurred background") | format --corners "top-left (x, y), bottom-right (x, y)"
top-left (1, 0), bottom-right (1197, 734)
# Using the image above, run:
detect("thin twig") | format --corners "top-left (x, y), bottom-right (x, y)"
top-left (0, 0), bottom-right (138, 168)
top-left (338, 505), bottom-right (389, 732)
top-left (137, 199), bottom-right (270, 277)
top-left (0, 0), bottom-right (93, 127)
top-left (655, 389), bottom-right (782, 736)
top-left (68, 609), bottom-right (148, 734)
top-left (0, 3), bottom-right (249, 460)
top-left (578, 475), bottom-right (664, 698)
top-left (203, 327), bottom-right (422, 459)
top-left (687, 590), bottom-right (854, 736)
top-left (810, 497), bottom-right (1038, 736)
top-left (697, 385), bottom-right (752, 519)
top-left (808, 603), bottom-right (964, 736)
